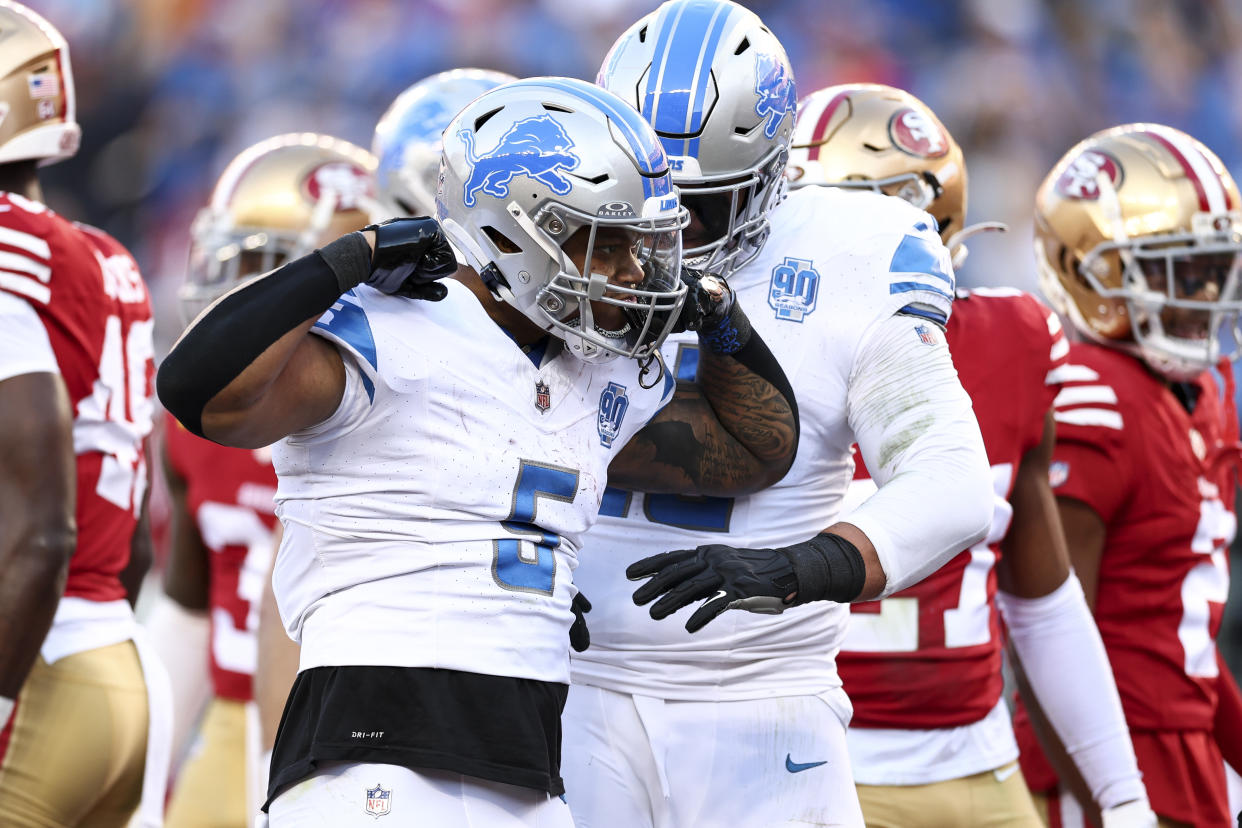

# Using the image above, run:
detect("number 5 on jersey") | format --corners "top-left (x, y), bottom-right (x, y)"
top-left (493, 460), bottom-right (580, 595)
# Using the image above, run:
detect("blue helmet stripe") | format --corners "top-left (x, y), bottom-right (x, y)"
top-left (642, 2), bottom-right (688, 143)
top-left (643, 0), bottom-right (729, 157)
top-left (527, 77), bottom-right (669, 199)
top-left (685, 4), bottom-right (733, 157)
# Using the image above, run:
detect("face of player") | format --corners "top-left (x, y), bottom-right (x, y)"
top-left (680, 181), bottom-right (751, 251)
top-left (1138, 251), bottom-right (1241, 340)
top-left (561, 225), bottom-right (649, 332)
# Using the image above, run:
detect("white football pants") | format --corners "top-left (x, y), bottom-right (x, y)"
top-left (561, 684), bottom-right (864, 828)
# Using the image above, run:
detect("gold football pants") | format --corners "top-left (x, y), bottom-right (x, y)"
top-left (856, 762), bottom-right (1044, 828)
top-left (165, 697), bottom-right (250, 828)
top-left (0, 641), bottom-right (148, 827)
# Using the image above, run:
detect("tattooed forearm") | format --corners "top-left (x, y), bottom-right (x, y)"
top-left (608, 350), bottom-right (798, 496)
top-left (696, 349), bottom-right (797, 466)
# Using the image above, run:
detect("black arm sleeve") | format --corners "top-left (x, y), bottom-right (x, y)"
top-left (156, 234), bottom-right (371, 438)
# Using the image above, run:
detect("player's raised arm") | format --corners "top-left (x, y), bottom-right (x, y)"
top-left (608, 271), bottom-right (798, 497)
top-left (156, 219), bottom-right (457, 448)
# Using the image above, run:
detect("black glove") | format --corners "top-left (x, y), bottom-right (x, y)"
top-left (364, 217), bottom-right (458, 301)
top-left (570, 592), bottom-right (592, 652)
top-left (627, 545), bottom-right (797, 633)
top-left (626, 534), bottom-right (866, 633)
top-left (672, 268), bottom-right (752, 354)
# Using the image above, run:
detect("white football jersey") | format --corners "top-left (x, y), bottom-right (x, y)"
top-left (571, 186), bottom-right (962, 700)
top-left (271, 281), bottom-right (675, 684)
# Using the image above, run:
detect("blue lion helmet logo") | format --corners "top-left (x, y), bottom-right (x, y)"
top-left (458, 115), bottom-right (580, 208)
top-left (753, 52), bottom-right (796, 140)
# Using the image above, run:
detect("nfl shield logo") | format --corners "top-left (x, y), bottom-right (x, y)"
top-left (535, 379), bottom-right (551, 413)
top-left (1049, 460), bottom-right (1069, 489)
top-left (365, 784), bottom-right (391, 817)
top-left (914, 324), bottom-right (939, 346)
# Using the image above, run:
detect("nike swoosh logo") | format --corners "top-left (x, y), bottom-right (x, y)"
top-left (785, 753), bottom-right (827, 774)
top-left (707, 589), bottom-right (728, 604)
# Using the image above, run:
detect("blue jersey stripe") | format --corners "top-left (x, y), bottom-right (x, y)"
top-left (889, 233), bottom-right (954, 286)
top-left (898, 303), bottom-right (948, 326)
top-left (314, 292), bottom-right (378, 402)
top-left (890, 280), bottom-right (954, 301)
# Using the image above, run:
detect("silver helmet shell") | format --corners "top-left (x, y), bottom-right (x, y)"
top-left (598, 0), bottom-right (796, 278)
top-left (372, 68), bottom-right (516, 217)
top-left (438, 76), bottom-right (688, 364)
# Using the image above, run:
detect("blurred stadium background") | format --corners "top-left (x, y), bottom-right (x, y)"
top-left (26, 0), bottom-right (1242, 665)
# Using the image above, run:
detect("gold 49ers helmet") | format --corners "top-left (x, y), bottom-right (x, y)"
top-left (787, 84), bottom-right (999, 266)
top-left (183, 133), bottom-right (380, 324)
top-left (0, 1), bottom-right (80, 166)
top-left (1036, 123), bottom-right (1242, 381)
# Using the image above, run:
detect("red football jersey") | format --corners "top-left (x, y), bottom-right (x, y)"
top-left (163, 412), bottom-right (279, 701)
top-left (1014, 343), bottom-right (1237, 824)
top-left (839, 289), bottom-right (1067, 728)
top-left (0, 192), bottom-right (153, 602)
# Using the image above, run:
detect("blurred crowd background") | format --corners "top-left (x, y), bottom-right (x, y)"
top-left (25, 0), bottom-right (1242, 663)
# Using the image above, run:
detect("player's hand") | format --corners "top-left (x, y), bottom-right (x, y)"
top-left (364, 217), bottom-right (458, 301)
top-left (1099, 799), bottom-right (1158, 828)
top-left (569, 592), bottom-right (592, 652)
top-left (626, 544), bottom-right (798, 633)
top-left (673, 268), bottom-right (733, 333)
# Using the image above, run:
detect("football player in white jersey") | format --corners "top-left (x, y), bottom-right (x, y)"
top-left (157, 77), bottom-right (799, 827)
top-left (245, 67), bottom-right (519, 798)
top-left (562, 3), bottom-right (992, 826)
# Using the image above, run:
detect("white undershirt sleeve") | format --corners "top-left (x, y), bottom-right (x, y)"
top-left (996, 575), bottom-right (1149, 811)
top-left (844, 313), bottom-right (992, 598)
top-left (0, 290), bottom-right (57, 381)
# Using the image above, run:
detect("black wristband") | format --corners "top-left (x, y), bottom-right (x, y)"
top-left (156, 248), bottom-right (345, 438)
top-left (778, 533), bottom-right (866, 604)
top-left (317, 231), bottom-right (373, 293)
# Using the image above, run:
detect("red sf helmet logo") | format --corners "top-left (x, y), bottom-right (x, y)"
top-left (1054, 150), bottom-right (1122, 200)
top-left (304, 162), bottom-right (373, 211)
top-left (889, 108), bottom-right (948, 158)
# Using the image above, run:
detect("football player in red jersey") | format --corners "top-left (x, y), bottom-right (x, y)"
top-left (0, 2), bottom-right (170, 825)
top-left (1014, 123), bottom-right (1242, 828)
top-left (786, 85), bottom-right (1156, 827)
top-left (146, 133), bottom-right (380, 827)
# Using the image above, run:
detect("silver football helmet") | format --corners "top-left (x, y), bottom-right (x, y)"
top-left (373, 68), bottom-right (516, 217)
top-left (598, 0), bottom-right (796, 278)
top-left (438, 77), bottom-right (688, 364)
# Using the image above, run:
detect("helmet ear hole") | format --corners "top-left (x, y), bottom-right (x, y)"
top-left (482, 225), bottom-right (522, 254)
top-left (1060, 247), bottom-right (1086, 288)
top-left (474, 107), bottom-right (503, 133)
